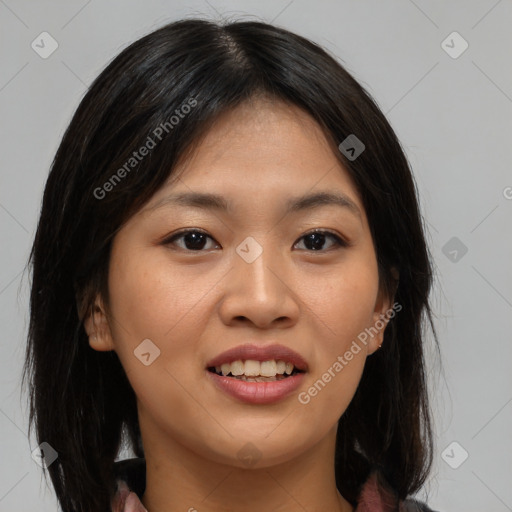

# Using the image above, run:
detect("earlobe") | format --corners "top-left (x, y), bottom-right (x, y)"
top-left (83, 297), bottom-right (115, 352)
top-left (370, 311), bottom-right (389, 352)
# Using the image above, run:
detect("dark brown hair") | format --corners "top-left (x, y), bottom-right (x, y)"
top-left (23, 18), bottom-right (438, 512)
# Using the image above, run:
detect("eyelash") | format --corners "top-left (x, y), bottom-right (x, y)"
top-left (162, 228), bottom-right (349, 252)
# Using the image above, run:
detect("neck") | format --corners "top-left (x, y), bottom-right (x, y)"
top-left (140, 424), bottom-right (354, 512)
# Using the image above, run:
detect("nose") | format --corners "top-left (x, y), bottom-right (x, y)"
top-left (218, 242), bottom-right (300, 329)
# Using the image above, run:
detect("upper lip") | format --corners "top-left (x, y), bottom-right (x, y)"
top-left (206, 343), bottom-right (309, 372)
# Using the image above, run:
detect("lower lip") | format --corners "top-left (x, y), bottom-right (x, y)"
top-left (206, 370), bottom-right (305, 404)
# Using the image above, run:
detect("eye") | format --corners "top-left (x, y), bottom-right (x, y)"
top-left (163, 229), bottom-right (220, 251)
top-left (293, 230), bottom-right (348, 252)
top-left (162, 228), bottom-right (348, 252)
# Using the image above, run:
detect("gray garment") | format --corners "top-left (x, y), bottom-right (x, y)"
top-left (402, 498), bottom-right (440, 512)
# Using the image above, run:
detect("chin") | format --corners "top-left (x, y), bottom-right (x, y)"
top-left (195, 426), bottom-right (322, 469)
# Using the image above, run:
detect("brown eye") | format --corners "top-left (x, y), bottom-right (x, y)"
top-left (163, 229), bottom-right (347, 252)
top-left (164, 230), bottom-right (219, 251)
top-left (294, 230), bottom-right (347, 251)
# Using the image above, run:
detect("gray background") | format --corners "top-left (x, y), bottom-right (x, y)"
top-left (1, 1), bottom-right (511, 510)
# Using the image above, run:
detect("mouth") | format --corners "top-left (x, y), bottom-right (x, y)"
top-left (207, 359), bottom-right (305, 382)
top-left (205, 344), bottom-right (308, 404)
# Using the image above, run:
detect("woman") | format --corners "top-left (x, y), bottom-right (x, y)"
top-left (24, 18), bottom-right (439, 512)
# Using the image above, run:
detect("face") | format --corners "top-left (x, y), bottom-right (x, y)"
top-left (85, 98), bottom-right (393, 468)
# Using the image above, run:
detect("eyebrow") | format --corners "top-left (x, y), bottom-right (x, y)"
top-left (148, 191), bottom-right (361, 218)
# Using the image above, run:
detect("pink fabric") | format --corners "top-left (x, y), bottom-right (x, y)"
top-left (111, 470), bottom-right (403, 512)
top-left (354, 471), bottom-right (404, 511)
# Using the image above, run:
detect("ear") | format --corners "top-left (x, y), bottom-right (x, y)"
top-left (83, 295), bottom-right (115, 352)
top-left (368, 267), bottom-right (399, 354)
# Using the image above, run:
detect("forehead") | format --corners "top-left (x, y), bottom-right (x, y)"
top-left (177, 98), bottom-right (341, 178)
top-left (147, 98), bottom-right (364, 215)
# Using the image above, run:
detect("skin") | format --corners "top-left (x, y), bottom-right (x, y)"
top-left (85, 97), bottom-right (394, 512)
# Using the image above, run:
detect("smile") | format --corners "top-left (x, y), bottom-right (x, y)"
top-left (208, 359), bottom-right (304, 381)
top-left (205, 344), bottom-right (308, 404)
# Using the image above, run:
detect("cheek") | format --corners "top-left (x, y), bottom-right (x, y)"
top-left (296, 275), bottom-right (375, 426)
top-left (292, 253), bottom-right (379, 417)
top-left (105, 246), bottom-right (215, 371)
top-left (108, 245), bottom-right (209, 330)
top-left (307, 257), bottom-right (379, 356)
top-left (105, 250), bottom-right (212, 421)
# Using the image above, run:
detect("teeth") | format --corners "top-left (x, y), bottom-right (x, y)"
top-left (213, 359), bottom-right (297, 377)
top-left (244, 360), bottom-right (260, 376)
top-left (230, 360), bottom-right (245, 376)
top-left (241, 375), bottom-right (278, 382)
top-left (260, 360), bottom-right (277, 377)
